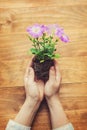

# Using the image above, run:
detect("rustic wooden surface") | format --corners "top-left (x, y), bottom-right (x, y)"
top-left (0, 0), bottom-right (87, 130)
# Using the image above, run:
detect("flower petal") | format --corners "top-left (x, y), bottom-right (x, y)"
top-left (56, 27), bottom-right (64, 38)
top-left (27, 24), bottom-right (43, 38)
top-left (41, 25), bottom-right (49, 33)
top-left (60, 34), bottom-right (69, 43)
top-left (47, 24), bottom-right (59, 35)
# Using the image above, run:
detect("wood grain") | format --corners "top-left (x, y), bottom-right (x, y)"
top-left (0, 0), bottom-right (87, 130)
top-left (0, 6), bottom-right (87, 34)
top-left (0, 0), bottom-right (87, 8)
top-left (0, 83), bottom-right (87, 130)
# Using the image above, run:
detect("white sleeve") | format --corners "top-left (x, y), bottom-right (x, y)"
top-left (53, 123), bottom-right (74, 130)
top-left (6, 120), bottom-right (31, 130)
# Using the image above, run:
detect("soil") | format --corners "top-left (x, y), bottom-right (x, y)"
top-left (32, 57), bottom-right (54, 82)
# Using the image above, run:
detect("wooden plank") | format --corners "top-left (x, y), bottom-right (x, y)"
top-left (0, 28), bottom-right (87, 42)
top-left (0, 33), bottom-right (87, 60)
top-left (0, 0), bottom-right (87, 8)
top-left (0, 29), bottom-right (87, 44)
top-left (0, 5), bottom-right (87, 34)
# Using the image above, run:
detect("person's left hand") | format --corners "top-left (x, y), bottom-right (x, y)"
top-left (24, 62), bottom-right (44, 103)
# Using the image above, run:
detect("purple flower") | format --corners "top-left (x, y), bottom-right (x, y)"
top-left (41, 25), bottom-right (49, 33)
top-left (60, 34), bottom-right (69, 43)
top-left (47, 24), bottom-right (59, 35)
top-left (27, 24), bottom-right (43, 38)
top-left (56, 27), bottom-right (64, 38)
top-left (27, 24), bottom-right (69, 43)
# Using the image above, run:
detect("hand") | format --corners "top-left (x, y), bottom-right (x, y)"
top-left (14, 61), bottom-right (45, 126)
top-left (45, 60), bottom-right (61, 100)
top-left (24, 61), bottom-right (44, 103)
top-left (44, 61), bottom-right (69, 129)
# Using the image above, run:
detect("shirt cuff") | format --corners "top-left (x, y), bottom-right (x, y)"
top-left (53, 123), bottom-right (74, 130)
top-left (6, 120), bottom-right (31, 130)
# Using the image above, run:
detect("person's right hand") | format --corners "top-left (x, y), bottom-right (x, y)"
top-left (45, 61), bottom-right (61, 100)
top-left (24, 60), bottom-right (44, 104)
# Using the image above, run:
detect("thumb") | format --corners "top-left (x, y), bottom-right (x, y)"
top-left (28, 67), bottom-right (35, 82)
top-left (49, 66), bottom-right (55, 81)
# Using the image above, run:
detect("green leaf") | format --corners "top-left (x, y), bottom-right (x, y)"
top-left (54, 53), bottom-right (61, 58)
top-left (30, 48), bottom-right (38, 54)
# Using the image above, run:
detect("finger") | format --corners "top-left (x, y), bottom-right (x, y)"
top-left (25, 59), bottom-right (33, 77)
top-left (28, 67), bottom-right (35, 82)
top-left (54, 60), bottom-right (61, 81)
top-left (49, 66), bottom-right (56, 81)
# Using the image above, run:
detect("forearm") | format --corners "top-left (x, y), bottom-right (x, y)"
top-left (46, 95), bottom-right (69, 129)
top-left (14, 98), bottom-right (40, 126)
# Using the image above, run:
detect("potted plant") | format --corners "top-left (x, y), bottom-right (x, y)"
top-left (26, 24), bottom-right (69, 82)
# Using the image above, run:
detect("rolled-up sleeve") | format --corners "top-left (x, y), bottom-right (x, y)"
top-left (53, 123), bottom-right (74, 130)
top-left (6, 120), bottom-right (31, 130)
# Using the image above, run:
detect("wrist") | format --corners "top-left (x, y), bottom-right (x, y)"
top-left (46, 94), bottom-right (60, 107)
top-left (25, 97), bottom-right (40, 110)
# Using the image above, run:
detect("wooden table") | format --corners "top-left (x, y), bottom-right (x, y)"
top-left (0, 0), bottom-right (87, 130)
